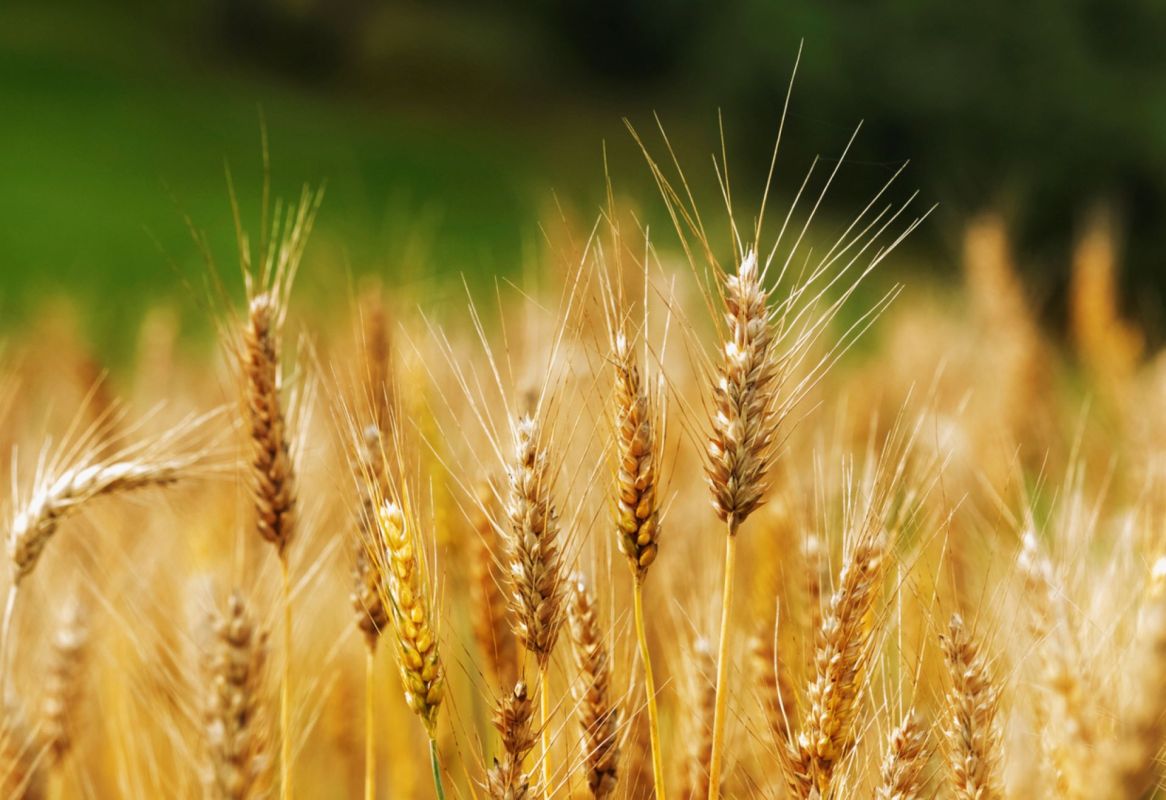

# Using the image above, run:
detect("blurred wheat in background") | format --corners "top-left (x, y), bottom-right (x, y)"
top-left (4, 20), bottom-right (1166, 798)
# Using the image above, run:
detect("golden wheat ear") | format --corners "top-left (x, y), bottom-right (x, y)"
top-left (940, 614), bottom-right (1003, 800)
top-left (485, 680), bottom-right (538, 800)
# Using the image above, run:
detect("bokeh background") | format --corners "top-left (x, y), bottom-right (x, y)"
top-left (4, 0), bottom-right (1166, 358)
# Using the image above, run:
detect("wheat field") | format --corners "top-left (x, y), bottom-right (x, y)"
top-left (0, 116), bottom-right (1162, 800)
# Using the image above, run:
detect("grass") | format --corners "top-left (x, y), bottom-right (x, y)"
top-left (0, 3), bottom-right (543, 361)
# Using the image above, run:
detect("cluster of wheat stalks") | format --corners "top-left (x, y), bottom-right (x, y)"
top-left (1, 123), bottom-right (1165, 800)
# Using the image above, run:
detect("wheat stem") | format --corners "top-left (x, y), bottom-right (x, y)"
top-left (280, 555), bottom-right (293, 800)
top-left (540, 665), bottom-right (552, 800)
top-left (364, 647), bottom-right (375, 800)
top-left (633, 578), bottom-right (666, 800)
top-left (0, 584), bottom-right (14, 701)
top-left (708, 524), bottom-right (738, 800)
top-left (429, 737), bottom-right (446, 800)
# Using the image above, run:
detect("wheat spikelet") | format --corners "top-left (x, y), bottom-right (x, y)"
top-left (940, 614), bottom-right (1002, 800)
top-left (204, 591), bottom-right (269, 800)
top-left (377, 500), bottom-right (444, 734)
top-left (706, 250), bottom-right (781, 529)
top-left (472, 479), bottom-right (518, 690)
top-left (503, 413), bottom-right (566, 665)
top-left (612, 333), bottom-right (662, 577)
top-left (778, 531), bottom-right (887, 798)
top-left (567, 572), bottom-right (619, 799)
top-left (243, 291), bottom-right (296, 556)
top-left (41, 598), bottom-right (87, 767)
top-left (485, 680), bottom-right (537, 800)
top-left (10, 456), bottom-right (191, 582)
top-left (875, 711), bottom-right (929, 800)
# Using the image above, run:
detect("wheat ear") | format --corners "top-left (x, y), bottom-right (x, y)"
top-left (706, 251), bottom-right (782, 800)
top-left (10, 457), bottom-right (190, 584)
top-left (204, 592), bottom-right (269, 800)
top-left (1106, 556), bottom-right (1166, 797)
top-left (941, 615), bottom-right (1003, 800)
top-left (567, 572), bottom-right (619, 799)
top-left (1018, 531), bottom-right (1093, 796)
top-left (486, 680), bottom-right (538, 800)
top-left (241, 288), bottom-right (298, 800)
top-left (612, 332), bottom-right (667, 799)
top-left (781, 532), bottom-right (887, 797)
top-left (875, 711), bottom-right (929, 800)
top-left (42, 598), bottom-right (87, 770)
top-left (376, 500), bottom-right (446, 798)
top-left (503, 412), bottom-right (566, 796)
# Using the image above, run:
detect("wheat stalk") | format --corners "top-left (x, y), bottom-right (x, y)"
top-left (204, 591), bottom-right (269, 800)
top-left (705, 250), bottom-right (784, 800)
top-left (567, 572), bottom-right (619, 799)
top-left (940, 614), bottom-right (1003, 800)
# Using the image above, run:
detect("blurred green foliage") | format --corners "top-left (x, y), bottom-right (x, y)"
top-left (2, 0), bottom-right (1165, 358)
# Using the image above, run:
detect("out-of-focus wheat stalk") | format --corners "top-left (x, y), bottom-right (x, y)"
top-left (204, 592), bottom-right (269, 800)
top-left (42, 597), bottom-right (87, 776)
